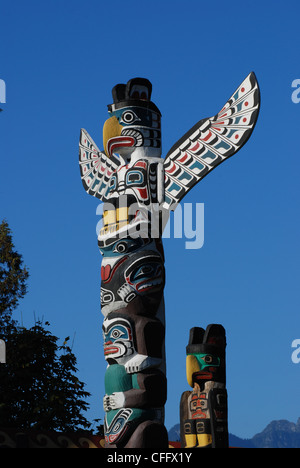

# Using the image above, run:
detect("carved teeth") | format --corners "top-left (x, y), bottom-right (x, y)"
top-left (121, 128), bottom-right (143, 147)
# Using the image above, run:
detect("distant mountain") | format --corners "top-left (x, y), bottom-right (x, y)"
top-left (168, 418), bottom-right (300, 448)
top-left (251, 418), bottom-right (300, 448)
top-left (168, 423), bottom-right (254, 447)
top-left (168, 424), bottom-right (180, 443)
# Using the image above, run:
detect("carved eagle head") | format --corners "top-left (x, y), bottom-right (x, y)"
top-left (103, 78), bottom-right (162, 160)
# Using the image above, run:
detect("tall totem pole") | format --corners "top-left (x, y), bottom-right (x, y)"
top-left (79, 74), bottom-right (260, 448)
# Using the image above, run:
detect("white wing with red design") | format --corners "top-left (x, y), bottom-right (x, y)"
top-left (163, 72), bottom-right (260, 209)
top-left (79, 128), bottom-right (121, 201)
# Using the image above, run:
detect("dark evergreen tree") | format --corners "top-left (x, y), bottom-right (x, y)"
top-left (0, 322), bottom-right (91, 431)
top-left (0, 220), bottom-right (92, 432)
top-left (0, 220), bottom-right (29, 332)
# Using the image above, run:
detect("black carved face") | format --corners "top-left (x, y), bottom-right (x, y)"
top-left (124, 254), bottom-right (164, 294)
top-left (100, 250), bottom-right (165, 315)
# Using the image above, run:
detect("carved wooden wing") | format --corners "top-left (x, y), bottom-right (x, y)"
top-left (163, 72), bottom-right (260, 209)
top-left (79, 128), bottom-right (120, 201)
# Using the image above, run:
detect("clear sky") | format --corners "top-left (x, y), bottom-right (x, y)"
top-left (1, 0), bottom-right (300, 439)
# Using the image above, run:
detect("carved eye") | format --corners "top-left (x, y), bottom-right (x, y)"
top-left (113, 241), bottom-right (127, 253)
top-left (204, 355), bottom-right (213, 364)
top-left (134, 265), bottom-right (154, 279)
top-left (120, 110), bottom-right (139, 124)
top-left (126, 170), bottom-right (144, 185)
top-left (111, 329), bottom-right (124, 339)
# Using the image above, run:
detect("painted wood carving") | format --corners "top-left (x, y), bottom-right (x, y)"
top-left (79, 74), bottom-right (260, 448)
top-left (180, 325), bottom-right (228, 448)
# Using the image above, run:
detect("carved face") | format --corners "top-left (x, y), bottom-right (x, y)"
top-left (189, 390), bottom-right (208, 420)
top-left (100, 250), bottom-right (165, 316)
top-left (124, 254), bottom-right (164, 294)
top-left (103, 107), bottom-right (161, 158)
top-left (103, 77), bottom-right (161, 160)
top-left (103, 161), bottom-right (151, 204)
top-left (186, 325), bottom-right (226, 387)
top-left (102, 315), bottom-right (135, 364)
top-left (187, 352), bottom-right (221, 382)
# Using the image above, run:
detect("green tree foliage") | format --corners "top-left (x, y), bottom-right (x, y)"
top-left (0, 220), bottom-right (29, 331)
top-left (0, 322), bottom-right (91, 431)
top-left (0, 220), bottom-right (92, 432)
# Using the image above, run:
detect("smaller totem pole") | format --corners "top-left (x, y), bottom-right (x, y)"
top-left (180, 325), bottom-right (228, 448)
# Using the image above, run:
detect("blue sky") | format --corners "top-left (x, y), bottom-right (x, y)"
top-left (1, 0), bottom-right (300, 439)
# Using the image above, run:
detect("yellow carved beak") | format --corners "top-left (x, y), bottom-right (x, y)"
top-left (186, 355), bottom-right (200, 388)
top-left (103, 116), bottom-right (123, 157)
